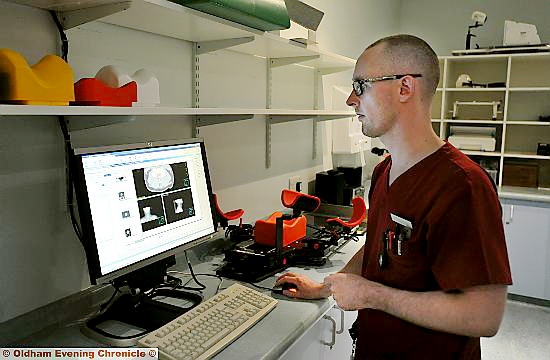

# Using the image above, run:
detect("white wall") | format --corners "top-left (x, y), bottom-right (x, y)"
top-left (0, 0), bottom-right (401, 324)
top-left (306, 0), bottom-right (403, 59)
top-left (0, 1), bottom-right (195, 323)
top-left (399, 0), bottom-right (550, 55)
top-left (4, 0), bottom-right (546, 329)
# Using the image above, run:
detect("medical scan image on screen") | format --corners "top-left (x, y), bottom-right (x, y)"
top-left (75, 140), bottom-right (215, 282)
top-left (133, 162), bottom-right (196, 232)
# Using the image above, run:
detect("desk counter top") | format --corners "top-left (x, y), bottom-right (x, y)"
top-left (8, 238), bottom-right (364, 360)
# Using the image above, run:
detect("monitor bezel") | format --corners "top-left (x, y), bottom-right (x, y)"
top-left (72, 138), bottom-right (217, 286)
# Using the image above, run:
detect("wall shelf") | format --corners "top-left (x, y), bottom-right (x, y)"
top-left (444, 119), bottom-right (504, 124)
top-left (509, 87), bottom-right (550, 92)
top-left (8, 0), bottom-right (355, 71)
top-left (445, 88), bottom-right (506, 92)
top-left (503, 152), bottom-right (550, 160)
top-left (499, 185), bottom-right (550, 203)
top-left (459, 150), bottom-right (501, 157)
top-left (6, 0), bottom-right (357, 169)
top-left (433, 53), bottom-right (550, 197)
top-left (506, 121), bottom-right (550, 125)
top-left (0, 105), bottom-right (354, 117)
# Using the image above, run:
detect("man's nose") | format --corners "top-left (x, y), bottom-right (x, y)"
top-left (346, 91), bottom-right (358, 107)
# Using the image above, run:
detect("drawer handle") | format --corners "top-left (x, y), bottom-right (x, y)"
top-left (506, 205), bottom-right (514, 224)
top-left (322, 315), bottom-right (336, 348)
top-left (335, 306), bottom-right (345, 334)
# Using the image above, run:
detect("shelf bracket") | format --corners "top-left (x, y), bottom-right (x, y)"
top-left (192, 43), bottom-right (200, 108)
top-left (65, 115), bottom-right (136, 131)
top-left (193, 114), bottom-right (253, 137)
top-left (196, 37), bottom-right (254, 55)
top-left (196, 114), bottom-right (253, 127)
top-left (269, 114), bottom-right (315, 124)
top-left (266, 114), bottom-right (317, 168)
top-left (317, 114), bottom-right (352, 122)
top-left (57, 2), bottom-right (131, 30)
top-left (319, 66), bottom-right (354, 75)
top-left (266, 117), bottom-right (272, 168)
top-left (312, 117), bottom-right (318, 160)
top-left (270, 55), bottom-right (320, 68)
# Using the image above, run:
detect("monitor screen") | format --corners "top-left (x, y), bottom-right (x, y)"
top-left (73, 139), bottom-right (216, 285)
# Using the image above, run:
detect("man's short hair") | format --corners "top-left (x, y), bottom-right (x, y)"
top-left (367, 34), bottom-right (440, 97)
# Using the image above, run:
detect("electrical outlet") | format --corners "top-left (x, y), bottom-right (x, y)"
top-left (289, 176), bottom-right (302, 192)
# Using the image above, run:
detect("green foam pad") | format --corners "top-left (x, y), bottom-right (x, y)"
top-left (171, 0), bottom-right (290, 31)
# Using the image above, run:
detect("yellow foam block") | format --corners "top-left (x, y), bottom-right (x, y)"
top-left (0, 49), bottom-right (74, 105)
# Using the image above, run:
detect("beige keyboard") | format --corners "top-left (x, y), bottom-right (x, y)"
top-left (138, 283), bottom-right (278, 360)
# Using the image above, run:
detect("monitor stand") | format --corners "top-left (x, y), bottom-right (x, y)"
top-left (81, 256), bottom-right (202, 346)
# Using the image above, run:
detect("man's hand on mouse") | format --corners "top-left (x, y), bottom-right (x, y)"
top-left (275, 272), bottom-right (331, 299)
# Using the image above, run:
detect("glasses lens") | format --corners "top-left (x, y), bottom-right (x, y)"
top-left (353, 80), bottom-right (363, 96)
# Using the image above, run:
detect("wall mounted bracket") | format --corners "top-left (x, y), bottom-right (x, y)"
top-left (57, 1), bottom-right (131, 30)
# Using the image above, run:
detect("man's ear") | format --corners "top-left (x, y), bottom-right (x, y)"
top-left (398, 75), bottom-right (415, 102)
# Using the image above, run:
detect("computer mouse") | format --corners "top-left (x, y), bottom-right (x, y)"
top-left (273, 282), bottom-right (298, 295)
top-left (281, 282), bottom-right (298, 291)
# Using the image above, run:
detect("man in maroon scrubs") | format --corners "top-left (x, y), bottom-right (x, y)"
top-left (276, 34), bottom-right (512, 359)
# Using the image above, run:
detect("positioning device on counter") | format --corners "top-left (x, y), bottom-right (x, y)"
top-left (214, 189), bottom-right (367, 283)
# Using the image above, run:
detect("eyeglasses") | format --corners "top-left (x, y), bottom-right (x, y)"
top-left (352, 74), bottom-right (422, 96)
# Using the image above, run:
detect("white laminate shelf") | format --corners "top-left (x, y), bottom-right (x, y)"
top-left (443, 119), bottom-right (504, 124)
top-left (506, 121), bottom-right (550, 125)
top-left (436, 119), bottom-right (550, 126)
top-left (8, 0), bottom-right (355, 71)
top-left (442, 87), bottom-right (550, 91)
top-left (0, 105), bottom-right (355, 117)
top-left (503, 152), bottom-right (550, 160)
top-left (508, 87), bottom-right (550, 92)
top-left (444, 88), bottom-right (506, 92)
top-left (460, 150), bottom-right (502, 157)
top-left (499, 186), bottom-right (550, 203)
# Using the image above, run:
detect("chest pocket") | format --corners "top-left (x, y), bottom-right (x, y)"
top-left (383, 228), bottom-right (434, 290)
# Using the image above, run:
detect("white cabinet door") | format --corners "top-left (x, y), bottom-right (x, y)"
top-left (502, 201), bottom-right (550, 300)
top-left (323, 307), bottom-right (357, 360)
top-left (279, 306), bottom-right (357, 360)
top-left (278, 312), bottom-right (332, 360)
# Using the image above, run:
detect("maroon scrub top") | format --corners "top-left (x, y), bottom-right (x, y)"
top-left (355, 142), bottom-right (512, 360)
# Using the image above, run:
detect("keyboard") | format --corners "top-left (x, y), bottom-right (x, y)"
top-left (138, 283), bottom-right (278, 360)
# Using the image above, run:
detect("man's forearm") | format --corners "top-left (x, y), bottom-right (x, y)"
top-left (373, 283), bottom-right (508, 337)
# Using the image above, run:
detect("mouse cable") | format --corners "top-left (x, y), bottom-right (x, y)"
top-left (248, 282), bottom-right (277, 292)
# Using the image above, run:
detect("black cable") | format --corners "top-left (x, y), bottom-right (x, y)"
top-left (57, 115), bottom-right (83, 243)
top-left (180, 274), bottom-right (224, 294)
top-left (49, 11), bottom-right (69, 61)
top-left (248, 283), bottom-right (276, 292)
top-left (165, 274), bottom-right (184, 289)
top-left (98, 282), bottom-right (122, 313)
top-left (183, 251), bottom-right (207, 290)
top-left (49, 11), bottom-right (82, 242)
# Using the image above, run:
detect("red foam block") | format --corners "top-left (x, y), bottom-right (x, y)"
top-left (73, 78), bottom-right (137, 106)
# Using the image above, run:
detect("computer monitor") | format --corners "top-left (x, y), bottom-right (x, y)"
top-left (72, 138), bottom-right (216, 289)
top-left (72, 138), bottom-right (217, 344)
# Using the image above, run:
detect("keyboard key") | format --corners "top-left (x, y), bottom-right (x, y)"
top-left (138, 283), bottom-right (277, 360)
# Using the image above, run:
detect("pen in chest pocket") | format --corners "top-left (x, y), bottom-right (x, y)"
top-left (390, 213), bottom-right (413, 256)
